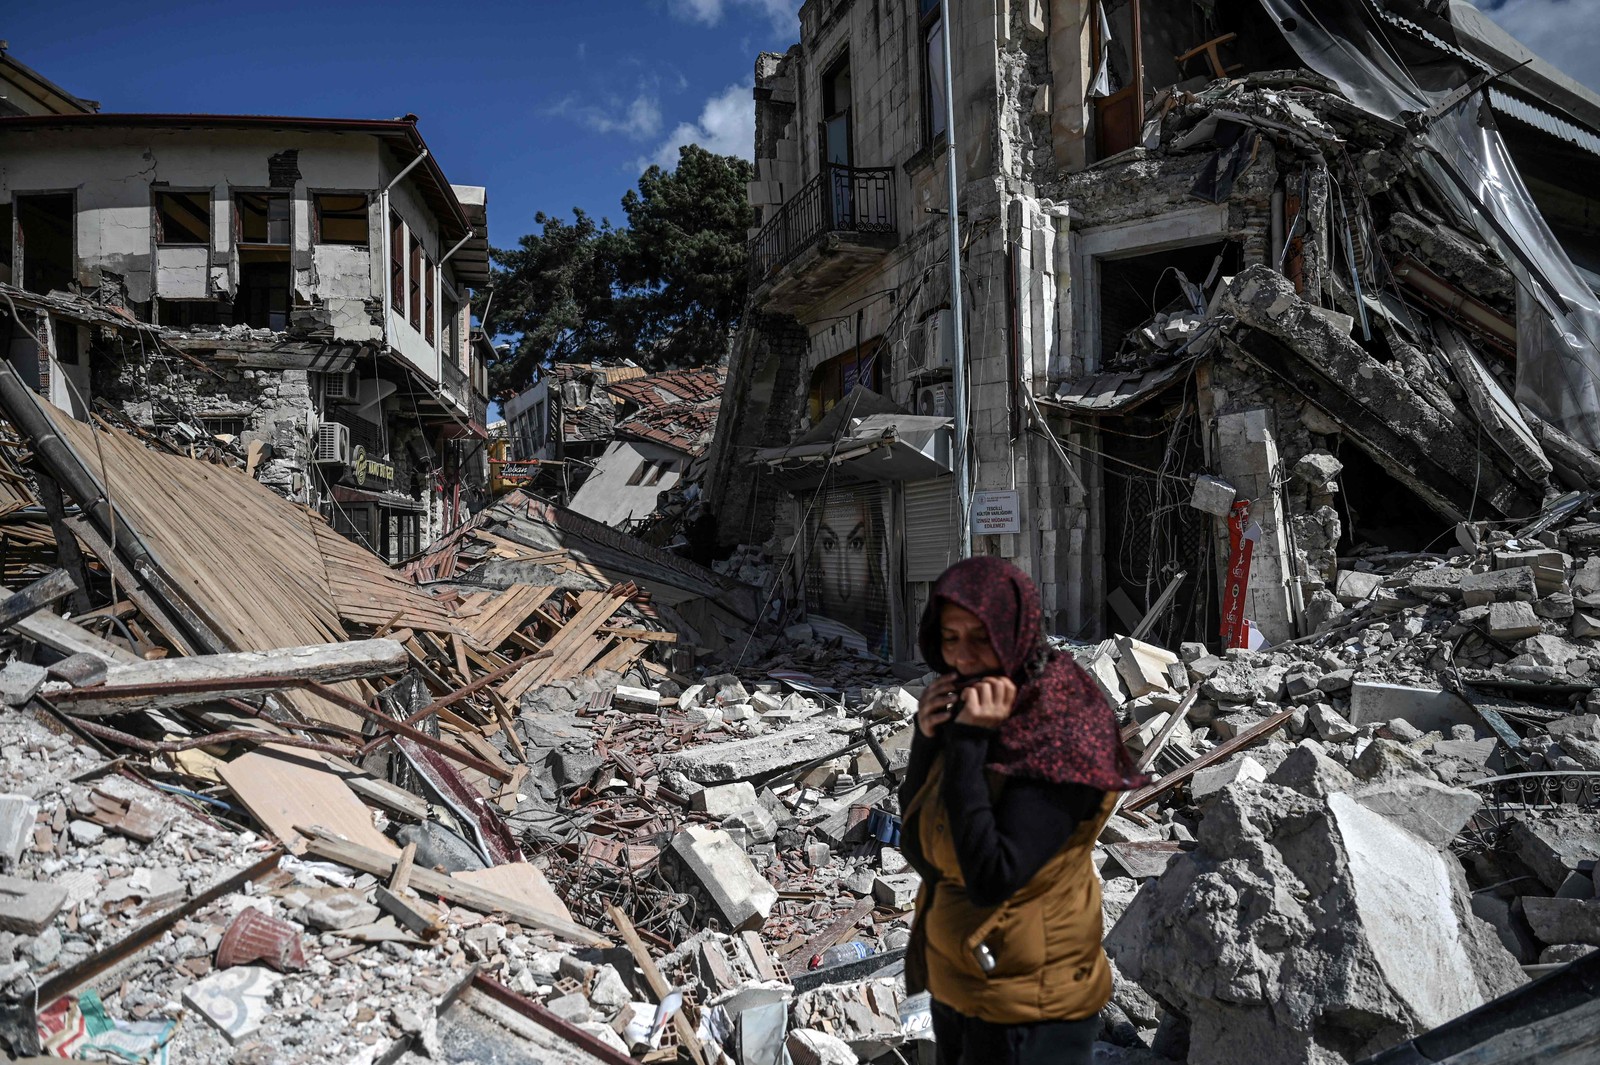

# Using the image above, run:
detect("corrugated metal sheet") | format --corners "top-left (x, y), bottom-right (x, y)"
top-left (903, 476), bottom-right (957, 583)
top-left (1489, 88), bottom-right (1600, 158)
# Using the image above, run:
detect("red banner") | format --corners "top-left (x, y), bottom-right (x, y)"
top-left (1220, 500), bottom-right (1255, 649)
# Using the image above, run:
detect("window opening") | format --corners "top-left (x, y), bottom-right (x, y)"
top-left (155, 191), bottom-right (210, 245)
top-left (409, 235), bottom-right (423, 331)
top-left (807, 337), bottom-right (883, 422)
top-left (389, 213), bottom-right (405, 308)
top-left (238, 255), bottom-right (290, 331)
top-left (15, 193), bottom-right (73, 295)
top-left (236, 192), bottom-right (290, 245)
top-left (921, 0), bottom-right (947, 143)
top-left (160, 300), bottom-right (225, 329)
top-left (315, 193), bottom-right (369, 245)
top-left (424, 257), bottom-right (435, 345)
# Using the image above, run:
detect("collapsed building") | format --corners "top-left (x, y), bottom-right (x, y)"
top-left (707, 0), bottom-right (1600, 660)
top-left (0, 106), bottom-right (495, 560)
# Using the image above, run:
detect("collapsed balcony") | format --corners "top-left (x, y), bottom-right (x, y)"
top-left (747, 164), bottom-right (897, 313)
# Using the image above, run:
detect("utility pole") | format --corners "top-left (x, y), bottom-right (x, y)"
top-left (938, 0), bottom-right (971, 558)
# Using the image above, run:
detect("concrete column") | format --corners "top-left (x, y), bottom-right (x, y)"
top-left (1212, 408), bottom-right (1303, 646)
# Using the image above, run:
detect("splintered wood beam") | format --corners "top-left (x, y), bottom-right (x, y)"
top-left (0, 569), bottom-right (77, 633)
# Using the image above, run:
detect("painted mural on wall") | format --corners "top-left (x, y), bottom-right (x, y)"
top-left (804, 485), bottom-right (891, 656)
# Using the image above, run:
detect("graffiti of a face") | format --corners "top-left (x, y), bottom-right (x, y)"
top-left (815, 513), bottom-right (868, 608)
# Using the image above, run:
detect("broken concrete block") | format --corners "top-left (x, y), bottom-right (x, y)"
top-left (664, 826), bottom-right (778, 932)
top-left (1084, 652), bottom-right (1128, 706)
top-left (1472, 893), bottom-right (1541, 964)
top-left (1494, 549), bottom-right (1566, 595)
top-left (724, 804), bottom-right (778, 846)
top-left (1487, 600), bottom-right (1542, 641)
top-left (1267, 741), bottom-right (1356, 798)
top-left (545, 992), bottom-right (595, 1024)
top-left (1189, 474), bottom-right (1236, 517)
top-left (872, 872), bottom-right (921, 910)
top-left (1115, 637), bottom-right (1179, 699)
top-left (663, 723), bottom-right (844, 783)
top-left (1351, 737), bottom-right (1438, 783)
top-left (1508, 810), bottom-right (1600, 891)
top-left (0, 660), bottom-right (47, 706)
top-left (1106, 786), bottom-right (1525, 1065)
top-left (1348, 681), bottom-right (1474, 734)
top-left (1335, 570), bottom-right (1384, 604)
top-left (0, 794), bottom-right (38, 868)
top-left (1571, 613), bottom-right (1600, 638)
top-left (1461, 567), bottom-right (1538, 606)
top-left (613, 685), bottom-right (660, 710)
top-left (1431, 737), bottom-right (1497, 768)
top-left (1179, 641), bottom-right (1208, 664)
top-left (1354, 779), bottom-right (1482, 849)
top-left (694, 781), bottom-right (761, 818)
top-left (183, 966), bottom-right (283, 1044)
top-left (1200, 661), bottom-right (1259, 704)
top-left (1309, 704), bottom-right (1358, 742)
top-left (1293, 450), bottom-right (1343, 488)
top-left (1316, 668), bottom-right (1354, 694)
top-left (1408, 567), bottom-right (1466, 600)
top-left (1190, 754), bottom-right (1267, 800)
top-left (302, 892), bottom-right (380, 931)
top-left (0, 872), bottom-right (66, 933)
top-left (787, 1028), bottom-right (858, 1065)
top-left (1522, 897), bottom-right (1600, 947)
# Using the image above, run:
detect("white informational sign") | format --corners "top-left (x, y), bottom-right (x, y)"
top-left (971, 489), bottom-right (1023, 535)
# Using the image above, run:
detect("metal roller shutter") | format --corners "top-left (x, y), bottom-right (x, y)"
top-left (904, 476), bottom-right (957, 583)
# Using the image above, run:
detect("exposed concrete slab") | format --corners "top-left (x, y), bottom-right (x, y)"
top-left (1354, 778), bottom-right (1483, 849)
top-left (1348, 682), bottom-right (1475, 734)
top-left (661, 723), bottom-right (849, 784)
top-left (664, 826), bottom-right (778, 931)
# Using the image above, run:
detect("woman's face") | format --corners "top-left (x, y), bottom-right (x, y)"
top-left (815, 510), bottom-right (869, 605)
top-left (939, 603), bottom-right (1002, 678)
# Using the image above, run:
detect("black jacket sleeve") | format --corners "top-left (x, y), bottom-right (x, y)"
top-left (941, 723), bottom-right (1103, 907)
top-left (897, 725), bottom-right (943, 878)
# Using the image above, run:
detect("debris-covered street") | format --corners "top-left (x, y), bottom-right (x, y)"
top-left (3, 0), bottom-right (1600, 1061)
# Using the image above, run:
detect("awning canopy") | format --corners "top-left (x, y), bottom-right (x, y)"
top-left (753, 408), bottom-right (953, 489)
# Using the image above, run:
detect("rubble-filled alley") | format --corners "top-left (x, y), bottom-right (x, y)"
top-left (4, 0), bottom-right (1600, 1062)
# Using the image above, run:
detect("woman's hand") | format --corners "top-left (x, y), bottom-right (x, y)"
top-left (916, 674), bottom-right (961, 738)
top-left (955, 676), bottom-right (1017, 730)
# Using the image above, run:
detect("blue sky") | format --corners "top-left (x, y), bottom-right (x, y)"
top-left (3, 0), bottom-right (1593, 257)
top-left (3, 0), bottom-right (805, 246)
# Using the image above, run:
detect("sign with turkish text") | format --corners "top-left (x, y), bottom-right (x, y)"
top-left (971, 489), bottom-right (1023, 535)
top-left (352, 445), bottom-right (396, 489)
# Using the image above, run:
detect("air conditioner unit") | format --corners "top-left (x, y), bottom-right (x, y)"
top-left (313, 421), bottom-right (351, 465)
top-left (320, 370), bottom-right (360, 403)
top-left (908, 309), bottom-right (955, 373)
top-left (917, 382), bottom-right (953, 417)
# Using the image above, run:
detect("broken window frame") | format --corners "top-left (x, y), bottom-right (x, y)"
top-left (807, 338), bottom-right (884, 423)
top-left (14, 190), bottom-right (76, 296)
top-left (234, 190), bottom-right (291, 247)
top-left (153, 189), bottom-right (211, 246)
top-left (312, 192), bottom-right (370, 247)
top-left (920, 0), bottom-right (948, 146)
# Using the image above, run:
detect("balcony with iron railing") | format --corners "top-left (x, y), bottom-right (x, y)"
top-left (748, 164), bottom-right (897, 312)
top-left (439, 354), bottom-right (470, 414)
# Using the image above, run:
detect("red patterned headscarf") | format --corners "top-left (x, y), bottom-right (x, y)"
top-left (919, 557), bottom-right (1148, 792)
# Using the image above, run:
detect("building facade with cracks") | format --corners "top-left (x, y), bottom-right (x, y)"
top-left (0, 106), bottom-right (493, 563)
top-left (708, 0), bottom-right (1600, 660)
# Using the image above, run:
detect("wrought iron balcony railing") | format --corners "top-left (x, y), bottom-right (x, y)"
top-left (748, 164), bottom-right (895, 286)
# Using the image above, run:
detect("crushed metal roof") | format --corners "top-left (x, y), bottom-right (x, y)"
top-left (1490, 88), bottom-right (1600, 158)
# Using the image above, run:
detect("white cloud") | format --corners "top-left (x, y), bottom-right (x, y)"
top-left (550, 91), bottom-right (664, 141)
top-left (644, 83), bottom-right (755, 169)
top-left (669, 0), bottom-right (800, 31)
top-left (1471, 0), bottom-right (1600, 94)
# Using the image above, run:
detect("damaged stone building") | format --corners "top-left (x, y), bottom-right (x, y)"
top-left (0, 104), bottom-right (493, 561)
top-left (707, 0), bottom-right (1600, 660)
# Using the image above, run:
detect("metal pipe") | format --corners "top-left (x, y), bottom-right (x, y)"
top-left (383, 148), bottom-right (431, 195)
top-left (438, 229), bottom-right (474, 266)
top-left (939, 0), bottom-right (972, 558)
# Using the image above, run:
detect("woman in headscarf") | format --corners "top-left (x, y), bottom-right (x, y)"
top-left (898, 556), bottom-right (1147, 1065)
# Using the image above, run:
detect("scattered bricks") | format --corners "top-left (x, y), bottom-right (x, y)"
top-left (872, 872), bottom-right (921, 910)
top-left (1348, 681), bottom-right (1475, 734)
top-left (1487, 601), bottom-right (1542, 641)
top-left (1115, 637), bottom-right (1179, 699)
top-left (1335, 570), bottom-right (1384, 604)
top-left (664, 825), bottom-right (779, 931)
top-left (1190, 754), bottom-right (1268, 800)
top-left (1521, 897), bottom-right (1600, 947)
top-left (1309, 704), bottom-right (1358, 741)
top-left (612, 685), bottom-right (660, 710)
top-left (694, 781), bottom-right (760, 818)
top-left (301, 891), bottom-right (380, 931)
top-left (0, 660), bottom-right (47, 706)
top-left (1353, 779), bottom-right (1482, 849)
top-left (1508, 810), bottom-right (1600, 891)
top-left (1460, 567), bottom-right (1537, 606)
top-left (1316, 669), bottom-right (1354, 694)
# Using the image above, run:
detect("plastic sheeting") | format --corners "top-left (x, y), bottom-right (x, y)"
top-left (1256, 0), bottom-right (1600, 451)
